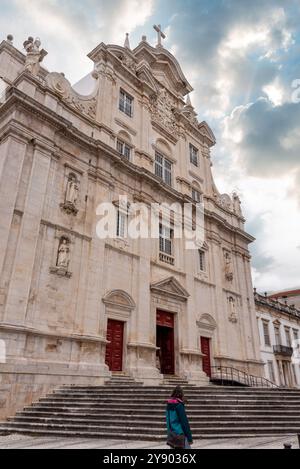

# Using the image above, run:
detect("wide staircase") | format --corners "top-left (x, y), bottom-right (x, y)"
top-left (1, 377), bottom-right (300, 440)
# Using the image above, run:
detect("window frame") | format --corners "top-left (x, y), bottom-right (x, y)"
top-left (262, 321), bottom-right (271, 347)
top-left (189, 143), bottom-right (199, 167)
top-left (119, 88), bottom-right (134, 118)
top-left (198, 249), bottom-right (206, 272)
top-left (155, 151), bottom-right (172, 186)
top-left (117, 139), bottom-right (132, 161)
top-left (116, 208), bottom-right (128, 239)
top-left (159, 223), bottom-right (174, 256)
top-left (192, 188), bottom-right (202, 203)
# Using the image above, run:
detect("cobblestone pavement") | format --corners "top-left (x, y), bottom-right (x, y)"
top-left (0, 434), bottom-right (298, 449)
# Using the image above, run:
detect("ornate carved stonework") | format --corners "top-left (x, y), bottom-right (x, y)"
top-left (147, 88), bottom-right (181, 138)
top-left (118, 53), bottom-right (137, 74)
top-left (46, 72), bottom-right (97, 119)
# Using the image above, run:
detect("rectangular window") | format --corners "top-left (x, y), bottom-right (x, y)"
top-left (199, 250), bottom-right (206, 272)
top-left (293, 329), bottom-right (299, 342)
top-left (117, 140), bottom-right (131, 160)
top-left (267, 361), bottom-right (276, 383)
top-left (274, 326), bottom-right (281, 345)
top-left (159, 224), bottom-right (173, 256)
top-left (192, 188), bottom-right (202, 203)
top-left (189, 144), bottom-right (199, 167)
top-left (155, 152), bottom-right (172, 186)
top-left (116, 210), bottom-right (127, 238)
top-left (285, 328), bottom-right (292, 347)
top-left (263, 322), bottom-right (271, 346)
top-left (119, 89), bottom-right (133, 117)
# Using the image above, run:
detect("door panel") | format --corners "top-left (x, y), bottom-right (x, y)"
top-left (201, 336), bottom-right (212, 378)
top-left (105, 320), bottom-right (124, 372)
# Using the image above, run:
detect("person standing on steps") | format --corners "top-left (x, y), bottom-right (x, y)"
top-left (166, 386), bottom-right (193, 449)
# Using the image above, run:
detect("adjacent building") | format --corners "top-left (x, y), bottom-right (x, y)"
top-left (255, 290), bottom-right (300, 388)
top-left (269, 289), bottom-right (300, 309)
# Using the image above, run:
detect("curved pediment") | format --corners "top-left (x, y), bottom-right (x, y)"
top-left (102, 290), bottom-right (136, 310)
top-left (133, 42), bottom-right (193, 97)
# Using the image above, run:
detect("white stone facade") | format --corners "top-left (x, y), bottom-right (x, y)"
top-left (256, 292), bottom-right (300, 388)
top-left (0, 34), bottom-right (263, 419)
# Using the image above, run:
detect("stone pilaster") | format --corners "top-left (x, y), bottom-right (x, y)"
top-left (3, 142), bottom-right (52, 324)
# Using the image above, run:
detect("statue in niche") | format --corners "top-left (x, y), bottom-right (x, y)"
top-left (23, 36), bottom-right (48, 76)
top-left (66, 175), bottom-right (79, 206)
top-left (224, 251), bottom-right (233, 281)
top-left (228, 297), bottom-right (238, 323)
top-left (56, 238), bottom-right (70, 270)
top-left (60, 173), bottom-right (80, 215)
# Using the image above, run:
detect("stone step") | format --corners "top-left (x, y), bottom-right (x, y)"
top-left (18, 409), bottom-right (300, 418)
top-left (0, 425), bottom-right (296, 440)
top-left (10, 415), bottom-right (300, 426)
top-left (54, 388), bottom-right (300, 395)
top-left (51, 391), bottom-right (300, 400)
top-left (1, 421), bottom-right (300, 436)
top-left (37, 397), bottom-right (300, 405)
top-left (25, 401), bottom-right (300, 411)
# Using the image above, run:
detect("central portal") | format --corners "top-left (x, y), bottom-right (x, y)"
top-left (156, 310), bottom-right (175, 375)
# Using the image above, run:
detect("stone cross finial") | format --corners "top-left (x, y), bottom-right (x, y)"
top-left (153, 24), bottom-right (166, 48)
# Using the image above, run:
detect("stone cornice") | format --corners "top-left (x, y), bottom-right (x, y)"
top-left (40, 219), bottom-right (92, 242)
top-left (0, 322), bottom-right (108, 344)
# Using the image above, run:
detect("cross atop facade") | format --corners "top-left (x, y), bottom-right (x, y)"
top-left (153, 24), bottom-right (166, 48)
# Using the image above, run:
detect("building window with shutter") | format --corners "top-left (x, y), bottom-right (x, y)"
top-left (263, 321), bottom-right (271, 346)
top-left (155, 152), bottom-right (172, 186)
top-left (117, 140), bottom-right (131, 161)
top-left (119, 89), bottom-right (133, 117)
top-left (189, 143), bottom-right (199, 167)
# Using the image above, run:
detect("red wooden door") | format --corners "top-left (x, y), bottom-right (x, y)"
top-left (157, 311), bottom-right (175, 375)
top-left (105, 320), bottom-right (124, 372)
top-left (201, 337), bottom-right (212, 378)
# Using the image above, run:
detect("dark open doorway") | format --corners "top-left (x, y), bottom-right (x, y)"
top-left (156, 310), bottom-right (175, 375)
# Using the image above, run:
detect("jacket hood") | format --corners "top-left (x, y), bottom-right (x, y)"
top-left (166, 398), bottom-right (184, 410)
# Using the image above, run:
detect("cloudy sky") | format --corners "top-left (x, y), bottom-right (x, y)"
top-left (1, 0), bottom-right (300, 293)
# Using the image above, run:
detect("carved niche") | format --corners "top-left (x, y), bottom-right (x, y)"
top-left (60, 171), bottom-right (80, 216)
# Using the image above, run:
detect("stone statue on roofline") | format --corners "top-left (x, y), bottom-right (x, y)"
top-left (23, 36), bottom-right (48, 76)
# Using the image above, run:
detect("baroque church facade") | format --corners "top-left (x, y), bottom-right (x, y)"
top-left (0, 29), bottom-right (263, 419)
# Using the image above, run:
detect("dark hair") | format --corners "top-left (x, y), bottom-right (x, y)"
top-left (171, 386), bottom-right (184, 400)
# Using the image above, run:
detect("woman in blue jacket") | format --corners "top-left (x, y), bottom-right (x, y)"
top-left (166, 386), bottom-right (193, 449)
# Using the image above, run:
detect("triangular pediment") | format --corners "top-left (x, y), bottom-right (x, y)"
top-left (151, 277), bottom-right (190, 301)
top-left (136, 63), bottom-right (158, 93)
